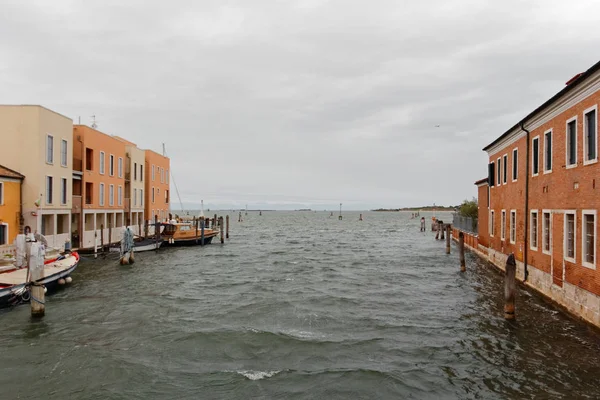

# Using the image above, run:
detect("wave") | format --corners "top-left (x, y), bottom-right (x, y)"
top-left (236, 370), bottom-right (281, 380)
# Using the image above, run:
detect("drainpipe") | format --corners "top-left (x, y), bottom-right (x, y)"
top-left (520, 121), bottom-right (530, 282)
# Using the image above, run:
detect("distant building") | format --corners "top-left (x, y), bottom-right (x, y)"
top-left (73, 125), bottom-right (127, 249)
top-left (470, 59), bottom-right (600, 327)
top-left (114, 137), bottom-right (145, 234)
top-left (144, 150), bottom-right (170, 223)
top-left (0, 105), bottom-right (73, 249)
top-left (0, 165), bottom-right (24, 245)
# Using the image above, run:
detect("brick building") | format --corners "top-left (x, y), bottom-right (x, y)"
top-left (471, 59), bottom-right (600, 327)
top-left (144, 149), bottom-right (170, 223)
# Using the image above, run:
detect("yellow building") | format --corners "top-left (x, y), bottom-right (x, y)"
top-left (0, 165), bottom-right (24, 245)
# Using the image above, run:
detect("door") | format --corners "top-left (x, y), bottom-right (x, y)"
top-left (552, 213), bottom-right (564, 287)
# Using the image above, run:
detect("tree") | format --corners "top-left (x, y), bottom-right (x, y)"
top-left (458, 198), bottom-right (478, 219)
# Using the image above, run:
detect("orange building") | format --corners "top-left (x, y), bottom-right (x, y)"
top-left (73, 125), bottom-right (127, 249)
top-left (0, 165), bottom-right (24, 246)
top-left (144, 150), bottom-right (170, 223)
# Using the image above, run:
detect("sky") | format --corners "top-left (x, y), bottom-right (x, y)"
top-left (1, 0), bottom-right (599, 210)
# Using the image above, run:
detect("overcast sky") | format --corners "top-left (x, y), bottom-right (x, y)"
top-left (1, 0), bottom-right (599, 210)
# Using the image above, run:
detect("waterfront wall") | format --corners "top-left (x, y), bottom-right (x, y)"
top-left (452, 228), bottom-right (600, 328)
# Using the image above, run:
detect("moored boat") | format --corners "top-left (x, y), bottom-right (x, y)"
top-left (0, 252), bottom-right (80, 309)
top-left (161, 221), bottom-right (219, 246)
top-left (109, 237), bottom-right (163, 253)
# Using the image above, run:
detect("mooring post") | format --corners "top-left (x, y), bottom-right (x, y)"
top-left (435, 223), bottom-right (439, 240)
top-left (154, 215), bottom-right (159, 251)
top-left (445, 225), bottom-right (451, 254)
top-left (144, 220), bottom-right (149, 239)
top-left (194, 216), bottom-right (198, 244)
top-left (138, 220), bottom-right (142, 238)
top-left (226, 215), bottom-right (230, 239)
top-left (108, 219), bottom-right (112, 250)
top-left (440, 222), bottom-right (445, 240)
top-left (459, 231), bottom-right (466, 272)
top-left (504, 253), bottom-right (516, 320)
top-left (100, 224), bottom-right (104, 253)
top-left (200, 218), bottom-right (205, 246)
top-left (29, 242), bottom-right (45, 318)
top-left (214, 214), bottom-right (217, 229)
top-left (219, 216), bottom-right (224, 244)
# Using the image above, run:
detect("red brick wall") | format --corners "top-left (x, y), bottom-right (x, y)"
top-left (486, 87), bottom-right (600, 296)
top-left (477, 184), bottom-right (489, 248)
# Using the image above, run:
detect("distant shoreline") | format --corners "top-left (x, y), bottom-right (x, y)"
top-left (372, 207), bottom-right (457, 212)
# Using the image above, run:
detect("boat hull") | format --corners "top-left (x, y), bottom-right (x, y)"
top-left (109, 238), bottom-right (163, 253)
top-left (162, 234), bottom-right (217, 247)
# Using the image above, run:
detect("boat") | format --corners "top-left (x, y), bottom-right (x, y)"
top-left (0, 251), bottom-right (80, 309)
top-left (161, 221), bottom-right (219, 246)
top-left (109, 236), bottom-right (163, 253)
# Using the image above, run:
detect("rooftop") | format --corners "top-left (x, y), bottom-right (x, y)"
top-left (0, 164), bottom-right (25, 180)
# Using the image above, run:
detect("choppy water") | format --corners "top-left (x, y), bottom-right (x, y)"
top-left (2, 211), bottom-right (600, 399)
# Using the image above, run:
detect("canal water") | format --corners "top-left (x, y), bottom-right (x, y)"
top-left (2, 211), bottom-right (600, 399)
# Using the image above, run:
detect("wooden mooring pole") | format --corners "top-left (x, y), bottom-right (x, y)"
top-left (154, 215), bottom-right (159, 251)
top-left (219, 216), bottom-right (224, 244)
top-left (194, 216), bottom-right (198, 245)
top-left (445, 225), bottom-right (451, 254)
top-left (29, 242), bottom-right (45, 318)
top-left (100, 224), bottom-right (104, 253)
top-left (200, 218), bottom-right (205, 246)
top-left (459, 231), bottom-right (466, 272)
top-left (226, 215), bottom-right (230, 239)
top-left (440, 222), bottom-right (445, 241)
top-left (504, 253), bottom-right (516, 320)
top-left (108, 220), bottom-right (112, 250)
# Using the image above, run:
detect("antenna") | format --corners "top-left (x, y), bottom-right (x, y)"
top-left (162, 143), bottom-right (166, 157)
top-left (91, 115), bottom-right (97, 129)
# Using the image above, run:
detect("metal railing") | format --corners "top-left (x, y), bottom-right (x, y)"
top-left (453, 213), bottom-right (478, 235)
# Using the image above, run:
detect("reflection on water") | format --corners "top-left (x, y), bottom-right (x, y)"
top-left (1, 211), bottom-right (600, 399)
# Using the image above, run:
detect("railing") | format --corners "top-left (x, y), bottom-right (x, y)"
top-left (452, 213), bottom-right (478, 235)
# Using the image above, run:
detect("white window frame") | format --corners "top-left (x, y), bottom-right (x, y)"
top-left (512, 148), bottom-right (518, 182)
top-left (501, 210), bottom-right (506, 241)
top-left (490, 210), bottom-right (495, 237)
top-left (543, 129), bottom-right (552, 174)
top-left (583, 105), bottom-right (598, 166)
top-left (46, 175), bottom-right (53, 205)
top-left (510, 210), bottom-right (516, 244)
top-left (0, 181), bottom-right (3, 205)
top-left (118, 157), bottom-right (123, 178)
top-left (140, 189), bottom-right (143, 206)
top-left (61, 139), bottom-right (68, 167)
top-left (566, 116), bottom-right (578, 169)
top-left (502, 154), bottom-right (508, 184)
top-left (152, 165), bottom-right (155, 181)
top-left (496, 157), bottom-right (501, 187)
top-left (530, 210), bottom-right (538, 251)
top-left (582, 209), bottom-right (597, 269)
top-left (134, 188), bottom-right (137, 206)
top-left (152, 187), bottom-right (155, 203)
top-left (46, 134), bottom-right (54, 164)
top-left (564, 210), bottom-right (576, 263)
top-left (109, 184), bottom-right (114, 206)
top-left (532, 135), bottom-right (540, 176)
top-left (61, 177), bottom-right (67, 205)
top-left (542, 210), bottom-right (552, 255)
top-left (100, 151), bottom-right (105, 174)
top-left (166, 169), bottom-right (169, 184)
top-left (109, 154), bottom-right (115, 176)
top-left (99, 183), bottom-right (105, 206)
top-left (118, 185), bottom-right (123, 206)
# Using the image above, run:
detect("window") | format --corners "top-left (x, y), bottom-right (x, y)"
top-left (544, 130), bottom-right (552, 173)
top-left (140, 165), bottom-right (143, 181)
top-left (542, 211), bottom-right (551, 254)
top-left (503, 154), bottom-right (508, 184)
top-left (61, 178), bottom-right (67, 205)
top-left (134, 163), bottom-right (137, 180)
top-left (496, 158), bottom-right (501, 187)
top-left (152, 187), bottom-right (155, 203)
top-left (46, 176), bottom-right (53, 204)
top-left (490, 210), bottom-right (495, 236)
top-left (109, 155), bottom-right (115, 176)
top-left (46, 135), bottom-right (54, 164)
top-left (510, 211), bottom-right (516, 244)
top-left (152, 165), bottom-right (155, 181)
top-left (512, 148), bottom-right (518, 181)
top-left (0, 224), bottom-right (6, 245)
top-left (140, 189), bottom-right (143, 206)
top-left (0, 182), bottom-right (3, 205)
top-left (584, 106), bottom-right (597, 164)
top-left (501, 210), bottom-right (506, 240)
top-left (61, 139), bottom-right (68, 167)
top-left (109, 184), bottom-right (114, 206)
top-left (118, 186), bottom-right (123, 206)
top-left (85, 182), bottom-right (93, 205)
top-left (582, 211), bottom-right (596, 268)
top-left (530, 210), bottom-right (538, 250)
top-left (118, 157), bottom-right (123, 178)
top-left (165, 190), bottom-right (169, 204)
top-left (488, 162), bottom-right (495, 186)
top-left (85, 148), bottom-right (94, 170)
top-left (166, 169), bottom-right (169, 184)
top-left (566, 117), bottom-right (577, 167)
top-left (99, 183), bottom-right (105, 206)
top-left (532, 136), bottom-right (539, 175)
top-left (100, 151), bottom-right (105, 174)
top-left (160, 167), bottom-right (163, 183)
top-left (565, 212), bottom-right (575, 261)
top-left (134, 188), bottom-right (137, 206)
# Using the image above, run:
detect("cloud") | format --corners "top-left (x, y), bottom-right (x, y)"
top-left (1, 0), bottom-right (598, 209)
